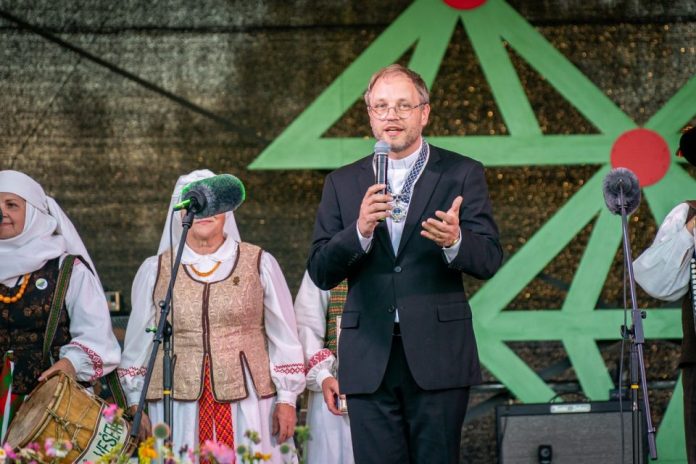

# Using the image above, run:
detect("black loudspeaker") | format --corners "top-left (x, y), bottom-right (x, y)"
top-left (496, 401), bottom-right (646, 464)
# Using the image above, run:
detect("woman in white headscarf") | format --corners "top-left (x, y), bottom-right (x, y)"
top-left (0, 170), bottom-right (121, 440)
top-left (118, 169), bottom-right (305, 463)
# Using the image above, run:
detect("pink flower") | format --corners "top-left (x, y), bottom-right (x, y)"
top-left (3, 444), bottom-right (17, 459)
top-left (102, 403), bottom-right (119, 423)
top-left (44, 438), bottom-right (72, 458)
top-left (201, 440), bottom-right (236, 464)
top-left (26, 442), bottom-right (40, 452)
top-left (44, 438), bottom-right (55, 454)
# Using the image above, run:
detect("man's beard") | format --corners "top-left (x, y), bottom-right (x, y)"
top-left (378, 128), bottom-right (420, 155)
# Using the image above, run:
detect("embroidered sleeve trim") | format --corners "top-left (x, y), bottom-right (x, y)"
top-left (273, 363), bottom-right (305, 375)
top-left (117, 366), bottom-right (148, 378)
top-left (306, 349), bottom-right (332, 374)
top-left (68, 341), bottom-right (103, 382)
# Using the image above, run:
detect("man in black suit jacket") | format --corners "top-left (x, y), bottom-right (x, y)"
top-left (307, 64), bottom-right (503, 464)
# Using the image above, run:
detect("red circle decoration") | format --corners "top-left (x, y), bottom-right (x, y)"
top-left (609, 128), bottom-right (671, 187)
top-left (443, 0), bottom-right (487, 10)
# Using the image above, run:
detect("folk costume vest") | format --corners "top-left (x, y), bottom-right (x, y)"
top-left (681, 201), bottom-right (696, 366)
top-left (0, 258), bottom-right (71, 395)
top-left (146, 242), bottom-right (276, 402)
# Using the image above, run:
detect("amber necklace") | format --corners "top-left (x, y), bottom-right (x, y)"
top-left (189, 262), bottom-right (222, 278)
top-left (0, 274), bottom-right (31, 304)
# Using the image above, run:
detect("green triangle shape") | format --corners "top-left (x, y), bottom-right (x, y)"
top-left (249, 0), bottom-right (457, 170)
top-left (249, 0), bottom-right (637, 171)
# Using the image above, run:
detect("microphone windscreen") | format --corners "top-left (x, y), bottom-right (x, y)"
top-left (374, 141), bottom-right (390, 188)
top-left (602, 167), bottom-right (641, 215)
top-left (375, 140), bottom-right (390, 156)
top-left (182, 174), bottom-right (246, 218)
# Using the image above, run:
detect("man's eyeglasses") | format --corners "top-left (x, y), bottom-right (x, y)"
top-left (367, 102), bottom-right (427, 120)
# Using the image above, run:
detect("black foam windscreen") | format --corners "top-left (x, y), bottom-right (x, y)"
top-left (181, 174), bottom-right (245, 218)
top-left (603, 167), bottom-right (641, 215)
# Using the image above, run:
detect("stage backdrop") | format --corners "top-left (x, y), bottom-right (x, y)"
top-left (1, 0), bottom-right (694, 462)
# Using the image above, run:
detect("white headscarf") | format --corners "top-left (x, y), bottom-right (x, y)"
top-left (157, 169), bottom-right (241, 256)
top-left (0, 170), bottom-right (99, 283)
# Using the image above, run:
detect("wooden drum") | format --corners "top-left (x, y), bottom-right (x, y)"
top-left (5, 373), bottom-right (134, 463)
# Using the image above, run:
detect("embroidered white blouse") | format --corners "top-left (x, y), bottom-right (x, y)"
top-left (634, 202), bottom-right (696, 302)
top-left (294, 271), bottom-right (334, 392)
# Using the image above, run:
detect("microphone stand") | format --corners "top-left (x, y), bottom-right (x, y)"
top-left (617, 187), bottom-right (657, 462)
top-left (130, 203), bottom-right (199, 440)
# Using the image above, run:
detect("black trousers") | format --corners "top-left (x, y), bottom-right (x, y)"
top-left (684, 364), bottom-right (696, 464)
top-left (347, 334), bottom-right (470, 464)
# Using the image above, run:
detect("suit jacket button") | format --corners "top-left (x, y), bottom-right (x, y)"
top-left (394, 266), bottom-right (402, 273)
top-left (387, 305), bottom-right (396, 313)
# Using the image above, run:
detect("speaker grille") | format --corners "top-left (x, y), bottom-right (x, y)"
top-left (496, 402), bottom-right (645, 464)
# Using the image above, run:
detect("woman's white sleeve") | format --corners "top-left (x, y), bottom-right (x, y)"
top-left (60, 258), bottom-right (122, 383)
top-left (260, 252), bottom-right (306, 406)
top-left (634, 203), bottom-right (694, 301)
top-left (116, 257), bottom-right (158, 406)
top-left (294, 271), bottom-right (334, 392)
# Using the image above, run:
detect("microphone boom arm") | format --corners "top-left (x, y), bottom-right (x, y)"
top-left (130, 202), bottom-right (198, 438)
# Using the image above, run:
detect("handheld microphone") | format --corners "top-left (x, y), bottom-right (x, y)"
top-left (374, 140), bottom-right (390, 194)
top-left (602, 167), bottom-right (641, 216)
top-left (173, 174), bottom-right (246, 219)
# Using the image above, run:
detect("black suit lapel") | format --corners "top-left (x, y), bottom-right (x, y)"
top-left (396, 147), bottom-right (443, 257)
top-left (358, 157), bottom-right (395, 259)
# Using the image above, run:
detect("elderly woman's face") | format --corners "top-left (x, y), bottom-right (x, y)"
top-left (0, 192), bottom-right (26, 240)
top-left (187, 212), bottom-right (226, 244)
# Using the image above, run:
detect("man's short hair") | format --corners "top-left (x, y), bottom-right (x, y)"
top-left (363, 64), bottom-right (430, 106)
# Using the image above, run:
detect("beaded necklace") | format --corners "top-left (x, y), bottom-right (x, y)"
top-left (0, 274), bottom-right (31, 304)
top-left (189, 262), bottom-right (222, 278)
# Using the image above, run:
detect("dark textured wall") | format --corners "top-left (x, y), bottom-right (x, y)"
top-left (1, 0), bottom-right (693, 301)
top-left (1, 1), bottom-right (695, 461)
